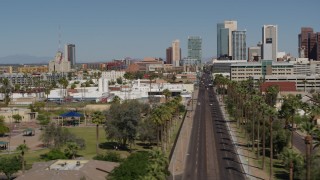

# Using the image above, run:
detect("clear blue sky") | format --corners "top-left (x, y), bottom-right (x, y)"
top-left (0, 0), bottom-right (319, 63)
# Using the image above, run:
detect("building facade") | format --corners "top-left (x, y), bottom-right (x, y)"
top-left (217, 20), bottom-right (237, 58)
top-left (230, 60), bottom-right (294, 81)
top-left (166, 47), bottom-right (172, 64)
top-left (18, 65), bottom-right (48, 74)
top-left (187, 36), bottom-right (202, 65)
top-left (262, 25), bottom-right (278, 61)
top-left (232, 30), bottom-right (246, 60)
top-left (49, 51), bottom-right (71, 73)
top-left (65, 44), bottom-right (76, 68)
top-left (172, 40), bottom-right (181, 67)
top-left (0, 66), bottom-right (13, 74)
top-left (248, 46), bottom-right (261, 62)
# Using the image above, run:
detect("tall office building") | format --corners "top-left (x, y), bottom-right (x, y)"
top-left (172, 40), bottom-right (181, 67)
top-left (298, 27), bottom-right (317, 60)
top-left (187, 36), bottom-right (202, 65)
top-left (232, 30), bottom-right (246, 60)
top-left (65, 44), bottom-right (76, 68)
top-left (262, 25), bottom-right (278, 60)
top-left (217, 20), bottom-right (237, 59)
top-left (317, 33), bottom-right (320, 60)
top-left (166, 47), bottom-right (172, 64)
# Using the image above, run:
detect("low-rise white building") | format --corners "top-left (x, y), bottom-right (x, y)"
top-left (101, 71), bottom-right (125, 82)
top-left (0, 108), bottom-right (37, 123)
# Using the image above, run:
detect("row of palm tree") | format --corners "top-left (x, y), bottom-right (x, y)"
top-left (220, 74), bottom-right (320, 180)
top-left (151, 94), bottom-right (182, 153)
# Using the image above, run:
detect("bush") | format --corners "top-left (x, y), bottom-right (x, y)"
top-left (109, 152), bottom-right (149, 180)
top-left (41, 149), bottom-right (67, 161)
top-left (93, 151), bottom-right (122, 162)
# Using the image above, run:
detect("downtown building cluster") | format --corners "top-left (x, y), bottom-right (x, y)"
top-left (213, 20), bottom-right (320, 93)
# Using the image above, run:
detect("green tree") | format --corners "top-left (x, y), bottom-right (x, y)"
top-left (0, 156), bottom-right (21, 179)
top-left (64, 142), bottom-right (80, 159)
top-left (105, 100), bottom-right (145, 148)
top-left (111, 95), bottom-right (121, 104)
top-left (300, 121), bottom-right (319, 180)
top-left (40, 123), bottom-right (73, 149)
top-left (279, 148), bottom-right (304, 180)
top-left (0, 78), bottom-right (12, 106)
top-left (0, 116), bottom-right (9, 136)
top-left (37, 113), bottom-right (50, 129)
top-left (16, 143), bottom-right (29, 174)
top-left (12, 114), bottom-right (22, 123)
top-left (162, 89), bottom-right (171, 103)
top-left (116, 77), bottom-right (123, 85)
top-left (109, 152), bottom-right (149, 180)
top-left (71, 83), bottom-right (76, 89)
top-left (144, 150), bottom-right (170, 179)
top-left (91, 111), bottom-right (106, 155)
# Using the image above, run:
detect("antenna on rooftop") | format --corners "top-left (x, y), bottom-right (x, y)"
top-left (58, 25), bottom-right (62, 52)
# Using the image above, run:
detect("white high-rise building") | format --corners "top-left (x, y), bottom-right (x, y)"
top-left (172, 40), bottom-right (181, 67)
top-left (262, 25), bottom-right (278, 61)
top-left (224, 20), bottom-right (237, 56)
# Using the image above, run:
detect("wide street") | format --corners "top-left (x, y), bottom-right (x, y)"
top-left (182, 73), bottom-right (245, 180)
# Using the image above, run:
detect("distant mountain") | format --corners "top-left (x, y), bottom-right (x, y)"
top-left (0, 54), bottom-right (52, 65)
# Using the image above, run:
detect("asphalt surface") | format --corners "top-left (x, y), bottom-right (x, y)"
top-left (182, 73), bottom-right (245, 180)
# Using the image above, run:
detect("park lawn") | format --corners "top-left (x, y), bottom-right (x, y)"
top-left (67, 126), bottom-right (108, 159)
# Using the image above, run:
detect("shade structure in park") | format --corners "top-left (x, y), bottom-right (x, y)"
top-left (23, 128), bottom-right (35, 136)
top-left (59, 111), bottom-right (83, 126)
top-left (0, 141), bottom-right (9, 150)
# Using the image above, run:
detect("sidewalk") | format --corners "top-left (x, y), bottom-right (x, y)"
top-left (168, 89), bottom-right (199, 179)
top-left (218, 95), bottom-right (269, 180)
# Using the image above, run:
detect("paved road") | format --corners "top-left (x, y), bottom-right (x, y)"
top-left (182, 73), bottom-right (245, 180)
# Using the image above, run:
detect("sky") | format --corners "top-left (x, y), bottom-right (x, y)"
top-left (0, 0), bottom-right (319, 63)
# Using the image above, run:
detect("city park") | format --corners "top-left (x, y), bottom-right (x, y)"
top-left (0, 74), bottom-right (186, 179)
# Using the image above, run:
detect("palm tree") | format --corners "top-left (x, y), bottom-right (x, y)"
top-left (16, 143), bottom-right (29, 173)
top-left (112, 95), bottom-right (121, 104)
top-left (303, 79), bottom-right (308, 92)
top-left (266, 106), bottom-right (277, 180)
top-left (162, 89), bottom-right (171, 103)
top-left (261, 102), bottom-right (268, 170)
top-left (300, 121), bottom-right (319, 180)
top-left (279, 148), bottom-right (303, 180)
top-left (91, 111), bottom-right (106, 155)
top-left (0, 78), bottom-right (12, 106)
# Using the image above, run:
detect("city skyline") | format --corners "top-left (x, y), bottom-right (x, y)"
top-left (0, 0), bottom-right (319, 63)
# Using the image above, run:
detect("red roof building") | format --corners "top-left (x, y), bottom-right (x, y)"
top-left (260, 81), bottom-right (296, 92)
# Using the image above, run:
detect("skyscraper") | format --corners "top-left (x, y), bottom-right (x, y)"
top-left (65, 44), bottom-right (76, 68)
top-left (166, 47), bottom-right (172, 64)
top-left (317, 33), bottom-right (320, 60)
top-left (298, 27), bottom-right (317, 60)
top-left (188, 36), bottom-right (202, 65)
top-left (232, 30), bottom-right (246, 60)
top-left (172, 40), bottom-right (181, 67)
top-left (217, 20), bottom-right (237, 59)
top-left (262, 25), bottom-right (278, 60)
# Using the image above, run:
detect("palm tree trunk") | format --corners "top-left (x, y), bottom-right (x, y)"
top-left (291, 114), bottom-right (294, 149)
top-left (257, 113), bottom-right (260, 159)
top-left (262, 114), bottom-right (266, 170)
top-left (22, 152), bottom-right (25, 174)
top-left (157, 125), bottom-right (160, 148)
top-left (270, 117), bottom-right (273, 180)
top-left (96, 124), bottom-right (99, 155)
top-left (289, 161), bottom-right (293, 180)
top-left (252, 109), bottom-right (255, 152)
top-left (305, 135), bottom-right (312, 180)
